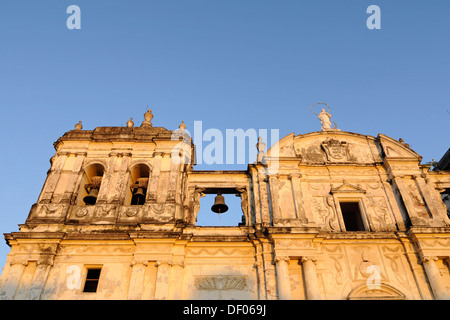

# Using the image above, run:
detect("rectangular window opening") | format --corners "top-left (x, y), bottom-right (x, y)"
top-left (340, 202), bottom-right (365, 231)
top-left (83, 268), bottom-right (102, 293)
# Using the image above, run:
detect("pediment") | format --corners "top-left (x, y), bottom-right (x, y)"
top-left (331, 181), bottom-right (366, 194)
top-left (377, 134), bottom-right (422, 161)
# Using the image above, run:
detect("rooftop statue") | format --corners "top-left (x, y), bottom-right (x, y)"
top-left (311, 102), bottom-right (339, 131)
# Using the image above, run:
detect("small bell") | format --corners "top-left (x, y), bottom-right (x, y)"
top-left (211, 192), bottom-right (228, 214)
top-left (83, 188), bottom-right (99, 205)
top-left (131, 187), bottom-right (146, 205)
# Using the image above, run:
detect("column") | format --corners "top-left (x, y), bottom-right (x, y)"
top-left (168, 262), bottom-right (184, 300)
top-left (301, 256), bottom-right (321, 300)
top-left (250, 167), bottom-right (262, 225)
top-left (154, 260), bottom-right (171, 300)
top-left (289, 173), bottom-right (308, 223)
top-left (0, 261), bottom-right (27, 300)
top-left (268, 175), bottom-right (281, 220)
top-left (421, 256), bottom-right (450, 300)
top-left (38, 153), bottom-right (68, 203)
top-left (274, 256), bottom-right (292, 300)
top-left (147, 153), bottom-right (163, 203)
top-left (27, 262), bottom-right (52, 300)
top-left (127, 260), bottom-right (148, 300)
top-left (391, 176), bottom-right (423, 225)
top-left (413, 175), bottom-right (446, 222)
top-left (63, 152), bottom-right (86, 204)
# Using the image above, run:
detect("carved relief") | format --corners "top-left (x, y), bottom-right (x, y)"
top-left (321, 139), bottom-right (349, 161)
top-left (194, 276), bottom-right (247, 291)
top-left (406, 182), bottom-right (431, 219)
top-left (301, 146), bottom-right (325, 163)
top-left (347, 283), bottom-right (406, 300)
top-left (383, 253), bottom-right (407, 285)
top-left (187, 247), bottom-right (254, 257)
top-left (94, 204), bottom-right (117, 217)
top-left (75, 206), bottom-right (90, 218)
top-left (312, 196), bottom-right (339, 230)
top-left (143, 204), bottom-right (176, 222)
top-left (368, 197), bottom-right (394, 231)
top-left (36, 204), bottom-right (66, 218)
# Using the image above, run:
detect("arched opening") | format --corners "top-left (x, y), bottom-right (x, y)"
top-left (125, 163), bottom-right (150, 205)
top-left (195, 191), bottom-right (246, 227)
top-left (76, 163), bottom-right (105, 205)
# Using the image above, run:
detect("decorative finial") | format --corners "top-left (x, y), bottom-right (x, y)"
top-left (179, 121), bottom-right (186, 131)
top-left (311, 102), bottom-right (339, 131)
top-left (75, 120), bottom-right (83, 130)
top-left (127, 117), bottom-right (134, 127)
top-left (141, 109), bottom-right (153, 127)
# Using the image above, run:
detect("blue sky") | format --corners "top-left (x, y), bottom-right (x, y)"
top-left (0, 1), bottom-right (449, 269)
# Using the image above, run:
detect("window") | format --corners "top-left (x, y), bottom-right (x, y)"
top-left (83, 268), bottom-right (102, 293)
top-left (340, 202), bottom-right (365, 231)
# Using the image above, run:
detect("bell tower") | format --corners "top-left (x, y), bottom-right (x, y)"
top-left (26, 109), bottom-right (194, 226)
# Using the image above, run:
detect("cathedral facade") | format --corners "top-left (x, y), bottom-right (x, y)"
top-left (0, 109), bottom-right (449, 300)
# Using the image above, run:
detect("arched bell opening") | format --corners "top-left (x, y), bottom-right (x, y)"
top-left (125, 163), bottom-right (150, 205)
top-left (76, 163), bottom-right (105, 206)
top-left (195, 188), bottom-right (248, 227)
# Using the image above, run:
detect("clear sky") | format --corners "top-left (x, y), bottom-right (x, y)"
top-left (0, 1), bottom-right (449, 270)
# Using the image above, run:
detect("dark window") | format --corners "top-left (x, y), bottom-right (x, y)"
top-left (83, 268), bottom-right (101, 293)
top-left (340, 202), bottom-right (365, 231)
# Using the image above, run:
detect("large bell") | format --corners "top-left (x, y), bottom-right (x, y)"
top-left (211, 193), bottom-right (228, 214)
top-left (83, 188), bottom-right (99, 205)
top-left (131, 187), bottom-right (146, 205)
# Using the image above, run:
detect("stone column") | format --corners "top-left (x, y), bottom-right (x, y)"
top-left (301, 256), bottom-right (321, 300)
top-left (127, 260), bottom-right (148, 300)
top-left (154, 260), bottom-right (171, 300)
top-left (27, 262), bottom-right (52, 300)
top-left (168, 262), bottom-right (184, 300)
top-left (147, 153), bottom-right (163, 203)
top-left (289, 173), bottom-right (308, 223)
top-left (63, 152), bottom-right (86, 204)
top-left (391, 176), bottom-right (423, 225)
top-left (421, 256), bottom-right (449, 300)
top-left (38, 153), bottom-right (68, 203)
top-left (268, 175), bottom-right (281, 220)
top-left (274, 256), bottom-right (292, 300)
top-left (250, 167), bottom-right (262, 225)
top-left (0, 261), bottom-right (27, 300)
top-left (413, 174), bottom-right (446, 222)
top-left (258, 176), bottom-right (271, 225)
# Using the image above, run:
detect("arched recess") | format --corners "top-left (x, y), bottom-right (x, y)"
top-left (75, 163), bottom-right (106, 205)
top-left (347, 283), bottom-right (406, 300)
top-left (125, 163), bottom-right (151, 205)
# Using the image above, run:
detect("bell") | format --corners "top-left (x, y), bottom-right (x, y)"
top-left (211, 193), bottom-right (228, 214)
top-left (83, 188), bottom-right (99, 205)
top-left (131, 187), bottom-right (146, 205)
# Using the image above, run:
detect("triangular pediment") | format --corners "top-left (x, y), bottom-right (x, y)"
top-left (331, 181), bottom-right (366, 194)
